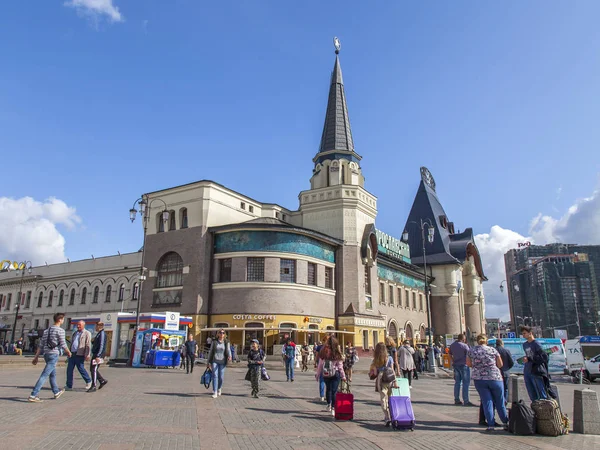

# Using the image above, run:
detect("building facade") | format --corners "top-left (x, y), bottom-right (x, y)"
top-left (0, 44), bottom-right (486, 354)
top-left (504, 244), bottom-right (600, 338)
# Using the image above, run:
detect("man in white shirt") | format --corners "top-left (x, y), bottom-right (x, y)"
top-left (65, 320), bottom-right (92, 390)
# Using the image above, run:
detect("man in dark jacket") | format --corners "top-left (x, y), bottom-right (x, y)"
top-left (495, 339), bottom-right (514, 403)
top-left (87, 322), bottom-right (107, 393)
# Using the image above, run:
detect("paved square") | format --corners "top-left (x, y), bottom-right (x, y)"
top-left (1, 361), bottom-right (599, 449)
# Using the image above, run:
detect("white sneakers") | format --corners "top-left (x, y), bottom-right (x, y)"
top-left (85, 382), bottom-right (92, 390)
top-left (331, 408), bottom-right (335, 417)
top-left (321, 397), bottom-right (325, 402)
top-left (211, 393), bottom-right (218, 398)
top-left (217, 389), bottom-right (222, 396)
top-left (54, 389), bottom-right (65, 399)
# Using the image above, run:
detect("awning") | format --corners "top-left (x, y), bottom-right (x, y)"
top-left (200, 326), bottom-right (355, 335)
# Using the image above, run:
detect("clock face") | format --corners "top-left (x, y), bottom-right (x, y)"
top-left (420, 167), bottom-right (436, 191)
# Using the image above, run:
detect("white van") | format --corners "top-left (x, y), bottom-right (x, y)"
top-left (565, 336), bottom-right (600, 381)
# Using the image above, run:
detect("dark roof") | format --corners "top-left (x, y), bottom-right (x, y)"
top-left (404, 168), bottom-right (486, 279)
top-left (316, 54), bottom-right (360, 159)
top-left (208, 218), bottom-right (343, 246)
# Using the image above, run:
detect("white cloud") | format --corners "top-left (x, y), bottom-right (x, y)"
top-left (65, 0), bottom-right (123, 23)
top-left (0, 197), bottom-right (82, 266)
top-left (476, 186), bottom-right (600, 321)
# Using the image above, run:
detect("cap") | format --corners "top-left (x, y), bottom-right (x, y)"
top-left (251, 339), bottom-right (259, 344)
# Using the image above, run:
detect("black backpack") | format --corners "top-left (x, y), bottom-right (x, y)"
top-left (509, 400), bottom-right (536, 435)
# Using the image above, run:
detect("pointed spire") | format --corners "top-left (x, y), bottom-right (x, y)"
top-left (317, 38), bottom-right (355, 155)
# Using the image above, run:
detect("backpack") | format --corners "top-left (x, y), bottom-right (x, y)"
top-left (323, 360), bottom-right (336, 378)
top-left (46, 327), bottom-right (59, 350)
top-left (531, 399), bottom-right (568, 436)
top-left (508, 400), bottom-right (536, 435)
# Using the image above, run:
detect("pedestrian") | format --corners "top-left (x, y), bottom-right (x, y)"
top-left (449, 334), bottom-right (475, 406)
top-left (178, 342), bottom-right (186, 370)
top-left (495, 338), bottom-right (514, 403)
top-left (282, 337), bottom-right (296, 382)
top-left (418, 346), bottom-right (425, 373)
top-left (520, 326), bottom-right (549, 401)
top-left (412, 343), bottom-right (421, 380)
top-left (65, 320), bottom-right (92, 391)
top-left (207, 328), bottom-right (231, 398)
top-left (301, 341), bottom-right (309, 372)
top-left (315, 336), bottom-right (346, 416)
top-left (371, 342), bottom-right (394, 426)
top-left (385, 337), bottom-right (399, 375)
top-left (344, 342), bottom-right (357, 383)
top-left (314, 340), bottom-right (323, 368)
top-left (28, 313), bottom-right (72, 402)
top-left (87, 322), bottom-right (108, 392)
top-left (247, 339), bottom-right (264, 398)
top-left (467, 334), bottom-right (509, 432)
top-left (398, 340), bottom-right (416, 387)
top-left (184, 333), bottom-right (198, 374)
top-left (434, 344), bottom-right (441, 367)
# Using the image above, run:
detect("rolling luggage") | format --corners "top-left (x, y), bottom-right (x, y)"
top-left (335, 380), bottom-right (353, 420)
top-left (531, 399), bottom-right (568, 436)
top-left (391, 377), bottom-right (411, 398)
top-left (389, 396), bottom-right (416, 431)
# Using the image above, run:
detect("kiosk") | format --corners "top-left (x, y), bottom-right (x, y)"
top-left (132, 328), bottom-right (187, 368)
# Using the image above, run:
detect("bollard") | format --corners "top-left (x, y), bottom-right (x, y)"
top-left (508, 375), bottom-right (528, 403)
top-left (573, 389), bottom-right (600, 435)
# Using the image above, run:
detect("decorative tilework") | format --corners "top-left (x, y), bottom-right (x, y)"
top-left (214, 231), bottom-right (336, 263)
top-left (378, 263), bottom-right (425, 290)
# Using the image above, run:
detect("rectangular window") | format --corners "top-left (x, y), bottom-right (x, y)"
top-left (397, 288), bottom-right (402, 308)
top-left (34, 319), bottom-right (39, 329)
top-left (389, 285), bottom-right (394, 306)
top-left (219, 259), bottom-right (232, 282)
top-left (412, 292), bottom-right (417, 309)
top-left (362, 330), bottom-right (369, 350)
top-left (240, 202), bottom-right (246, 210)
top-left (44, 319), bottom-right (49, 329)
top-left (379, 282), bottom-right (385, 304)
top-left (372, 330), bottom-right (378, 345)
top-left (247, 257), bottom-right (264, 282)
top-left (419, 294), bottom-right (424, 311)
top-left (364, 266), bottom-right (371, 295)
top-left (365, 296), bottom-right (373, 310)
top-left (405, 289), bottom-right (410, 308)
top-left (280, 259), bottom-right (296, 283)
top-left (6, 293), bottom-right (11, 310)
top-left (307, 263), bottom-right (317, 286)
top-left (249, 205), bottom-right (254, 213)
top-left (324, 267), bottom-right (333, 289)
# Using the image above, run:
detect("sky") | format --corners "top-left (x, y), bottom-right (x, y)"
top-left (1, 1), bottom-right (600, 320)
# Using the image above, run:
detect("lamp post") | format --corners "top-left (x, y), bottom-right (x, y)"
top-left (129, 197), bottom-right (170, 332)
top-left (11, 261), bottom-right (33, 343)
top-left (403, 219), bottom-right (436, 373)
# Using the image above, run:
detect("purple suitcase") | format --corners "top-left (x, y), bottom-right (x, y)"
top-left (389, 396), bottom-right (416, 431)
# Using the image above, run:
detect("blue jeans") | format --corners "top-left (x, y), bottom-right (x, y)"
top-left (319, 374), bottom-right (325, 398)
top-left (524, 372), bottom-right (547, 401)
top-left (32, 353), bottom-right (60, 397)
top-left (66, 355), bottom-right (91, 388)
top-left (324, 374), bottom-right (341, 408)
top-left (285, 357), bottom-right (294, 380)
top-left (474, 379), bottom-right (509, 427)
top-left (453, 364), bottom-right (470, 403)
top-left (501, 373), bottom-right (509, 402)
top-left (211, 362), bottom-right (226, 394)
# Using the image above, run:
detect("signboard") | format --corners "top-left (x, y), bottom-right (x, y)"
top-left (132, 331), bottom-right (144, 367)
top-left (554, 329), bottom-right (568, 340)
top-left (580, 336), bottom-right (600, 344)
top-left (487, 338), bottom-right (566, 375)
top-left (445, 334), bottom-right (454, 347)
top-left (164, 312), bottom-right (180, 331)
top-left (232, 314), bottom-right (276, 321)
top-left (507, 332), bottom-right (516, 339)
top-left (375, 229), bottom-right (411, 261)
top-left (99, 313), bottom-right (117, 332)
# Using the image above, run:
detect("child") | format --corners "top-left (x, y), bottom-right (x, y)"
top-left (247, 339), bottom-right (264, 398)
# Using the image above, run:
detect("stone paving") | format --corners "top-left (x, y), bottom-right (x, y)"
top-left (0, 360), bottom-right (599, 449)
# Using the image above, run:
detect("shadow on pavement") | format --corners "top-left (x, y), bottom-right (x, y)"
top-left (144, 392), bottom-right (199, 398)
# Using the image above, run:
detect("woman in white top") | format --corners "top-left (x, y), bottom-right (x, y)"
top-left (398, 340), bottom-right (415, 387)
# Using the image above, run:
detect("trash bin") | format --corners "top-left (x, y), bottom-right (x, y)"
top-left (443, 354), bottom-right (451, 369)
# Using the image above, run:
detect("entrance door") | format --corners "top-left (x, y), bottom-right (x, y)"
top-left (362, 330), bottom-right (369, 350)
top-left (308, 324), bottom-right (318, 345)
top-left (244, 323), bottom-right (264, 354)
top-left (279, 323), bottom-right (296, 344)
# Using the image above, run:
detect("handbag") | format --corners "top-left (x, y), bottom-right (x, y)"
top-left (245, 368), bottom-right (252, 382)
top-left (368, 364), bottom-right (378, 380)
top-left (381, 367), bottom-right (396, 383)
top-left (200, 367), bottom-right (212, 389)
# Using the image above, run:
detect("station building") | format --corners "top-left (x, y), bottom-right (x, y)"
top-left (0, 45), bottom-right (486, 354)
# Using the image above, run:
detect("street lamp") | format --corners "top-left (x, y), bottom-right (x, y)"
top-left (11, 261), bottom-right (33, 343)
top-left (403, 218), bottom-right (436, 373)
top-left (129, 197), bottom-right (170, 332)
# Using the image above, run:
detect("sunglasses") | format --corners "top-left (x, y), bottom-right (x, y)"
top-left (218, 331), bottom-right (225, 334)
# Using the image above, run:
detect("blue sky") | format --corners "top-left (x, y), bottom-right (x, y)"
top-left (1, 1), bottom-right (600, 317)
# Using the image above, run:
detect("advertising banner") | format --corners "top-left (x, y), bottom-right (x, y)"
top-left (488, 338), bottom-right (566, 375)
top-left (164, 312), bottom-right (180, 331)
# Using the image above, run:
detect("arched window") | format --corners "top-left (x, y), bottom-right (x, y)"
top-left (105, 286), bottom-right (112, 303)
top-left (118, 284), bottom-right (125, 302)
top-left (81, 287), bottom-right (87, 304)
top-left (180, 208), bottom-right (188, 229)
top-left (93, 287), bottom-right (99, 303)
top-left (168, 210), bottom-right (176, 231)
top-left (156, 252), bottom-right (184, 288)
top-left (132, 282), bottom-right (139, 300)
top-left (405, 323), bottom-right (413, 340)
top-left (388, 321), bottom-right (398, 339)
top-left (69, 289), bottom-right (75, 305)
top-left (47, 291), bottom-right (53, 307)
top-left (37, 292), bottom-right (43, 308)
top-left (420, 325), bottom-right (426, 342)
top-left (58, 290), bottom-right (64, 306)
